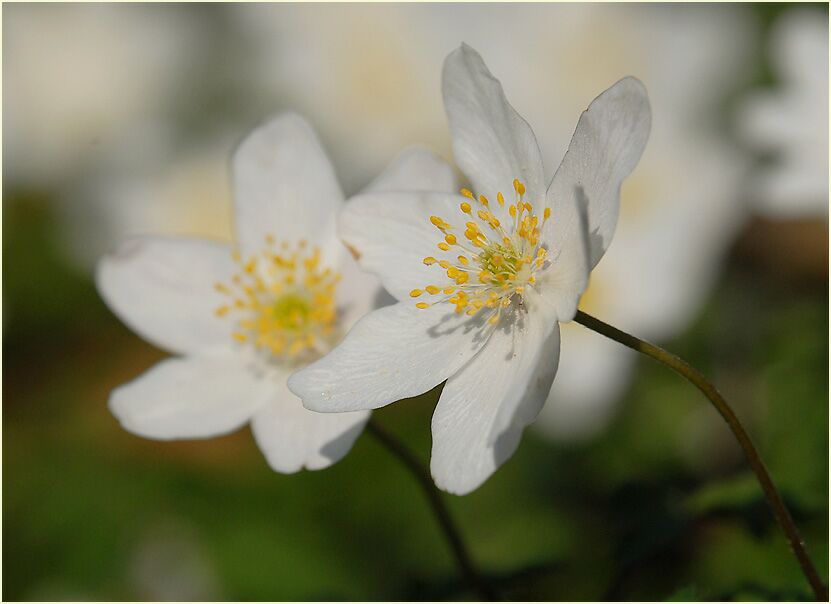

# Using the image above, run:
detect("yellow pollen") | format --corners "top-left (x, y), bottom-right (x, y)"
top-left (214, 236), bottom-right (340, 361)
top-left (430, 215), bottom-right (450, 230)
top-left (415, 179), bottom-right (547, 322)
top-left (513, 178), bottom-right (526, 195)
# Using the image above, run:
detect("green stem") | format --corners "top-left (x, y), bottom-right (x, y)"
top-left (574, 310), bottom-right (828, 601)
top-left (366, 419), bottom-right (496, 601)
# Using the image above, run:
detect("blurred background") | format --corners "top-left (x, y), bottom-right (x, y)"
top-left (3, 3), bottom-right (828, 600)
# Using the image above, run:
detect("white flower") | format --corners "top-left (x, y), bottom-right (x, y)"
top-left (289, 45), bottom-right (651, 494)
top-left (62, 137), bottom-right (237, 272)
top-left (97, 114), bottom-right (456, 473)
top-left (233, 4), bottom-right (751, 439)
top-left (738, 8), bottom-right (829, 218)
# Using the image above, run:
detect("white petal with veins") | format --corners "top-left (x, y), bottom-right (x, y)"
top-left (109, 352), bottom-right (263, 440)
top-left (289, 302), bottom-right (491, 413)
top-left (96, 236), bottom-right (235, 356)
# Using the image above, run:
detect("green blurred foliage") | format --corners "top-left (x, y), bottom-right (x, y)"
top-left (5, 179), bottom-right (828, 599)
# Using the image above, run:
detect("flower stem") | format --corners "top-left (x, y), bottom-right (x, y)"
top-left (574, 310), bottom-right (828, 601)
top-left (366, 419), bottom-right (497, 601)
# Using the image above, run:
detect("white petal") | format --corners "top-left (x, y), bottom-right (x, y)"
top-left (96, 236), bottom-right (235, 355)
top-left (535, 186), bottom-right (592, 323)
top-left (288, 302), bottom-right (491, 413)
top-left (362, 146), bottom-right (458, 194)
top-left (109, 353), bottom-right (263, 440)
top-left (544, 76), bottom-right (651, 269)
top-left (535, 322), bottom-right (637, 441)
top-left (251, 371), bottom-right (370, 473)
top-left (232, 113), bottom-right (343, 262)
top-left (338, 191), bottom-right (464, 301)
top-left (431, 305), bottom-right (560, 495)
top-left (442, 44), bottom-right (545, 204)
top-left (335, 250), bottom-right (384, 333)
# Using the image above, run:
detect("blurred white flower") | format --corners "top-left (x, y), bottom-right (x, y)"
top-left (3, 4), bottom-right (200, 187)
top-left (738, 9), bottom-right (829, 218)
top-left (289, 46), bottom-right (651, 494)
top-left (61, 134), bottom-right (237, 271)
top-left (236, 3), bottom-right (752, 439)
top-left (97, 114), bottom-right (455, 473)
top-left (128, 520), bottom-right (221, 601)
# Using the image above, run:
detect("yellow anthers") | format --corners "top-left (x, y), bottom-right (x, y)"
top-left (214, 237), bottom-right (340, 361)
top-left (410, 289), bottom-right (424, 298)
top-left (416, 302), bottom-right (430, 309)
top-left (430, 215), bottom-right (450, 230)
top-left (418, 178), bottom-right (550, 323)
top-left (513, 178), bottom-right (526, 196)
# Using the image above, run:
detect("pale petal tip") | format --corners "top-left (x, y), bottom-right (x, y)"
top-left (232, 111), bottom-right (316, 166)
top-left (430, 465), bottom-right (483, 497)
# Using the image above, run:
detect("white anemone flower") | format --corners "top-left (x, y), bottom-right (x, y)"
top-left (97, 114), bottom-right (456, 473)
top-left (738, 9), bottom-right (829, 218)
top-left (289, 45), bottom-right (651, 494)
top-left (234, 3), bottom-right (750, 440)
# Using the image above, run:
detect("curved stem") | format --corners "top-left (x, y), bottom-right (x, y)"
top-left (574, 310), bottom-right (828, 601)
top-left (366, 419), bottom-right (497, 601)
